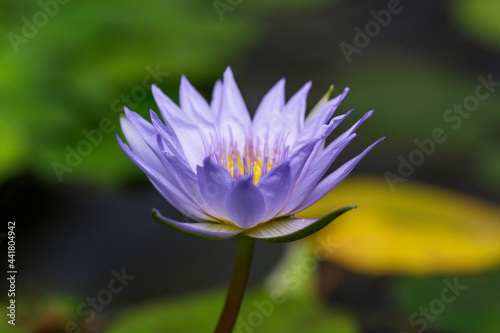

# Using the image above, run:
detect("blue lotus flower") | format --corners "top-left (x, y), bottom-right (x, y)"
top-left (117, 67), bottom-right (383, 242)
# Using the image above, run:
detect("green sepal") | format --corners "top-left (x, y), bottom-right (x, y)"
top-left (243, 205), bottom-right (356, 243)
top-left (305, 85), bottom-right (335, 124)
top-left (152, 209), bottom-right (242, 240)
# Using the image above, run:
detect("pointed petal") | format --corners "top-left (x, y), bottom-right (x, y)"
top-left (180, 75), bottom-right (216, 124)
top-left (290, 110), bottom-right (354, 185)
top-left (197, 157), bottom-right (234, 221)
top-left (281, 133), bottom-right (357, 215)
top-left (226, 175), bottom-right (266, 229)
top-left (288, 136), bottom-right (324, 187)
top-left (117, 135), bottom-right (210, 221)
top-left (257, 161), bottom-right (292, 222)
top-left (221, 67), bottom-right (251, 123)
top-left (162, 153), bottom-right (198, 196)
top-left (158, 152), bottom-right (220, 217)
top-left (151, 85), bottom-right (207, 168)
top-left (316, 88), bottom-right (349, 125)
top-left (152, 84), bottom-right (193, 122)
top-left (300, 110), bottom-right (354, 169)
top-left (293, 137), bottom-right (385, 213)
top-left (211, 79), bottom-right (222, 115)
top-left (297, 88), bottom-right (349, 147)
top-left (329, 110), bottom-right (374, 147)
top-left (153, 209), bottom-right (242, 240)
top-left (252, 78), bottom-right (286, 138)
top-left (120, 112), bottom-right (164, 173)
top-left (217, 67), bottom-right (251, 146)
top-left (150, 110), bottom-right (186, 159)
top-left (292, 110), bottom-right (351, 154)
top-left (322, 110), bottom-right (354, 137)
top-left (282, 81), bottom-right (312, 144)
top-left (244, 205), bottom-right (356, 243)
top-left (304, 85), bottom-right (334, 125)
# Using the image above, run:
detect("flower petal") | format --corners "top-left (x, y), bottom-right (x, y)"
top-left (152, 85), bottom-right (207, 169)
top-left (157, 150), bottom-right (220, 218)
top-left (282, 81), bottom-right (312, 144)
top-left (252, 78), bottom-right (286, 140)
top-left (257, 161), bottom-right (292, 222)
top-left (226, 175), bottom-right (266, 229)
top-left (293, 137), bottom-right (385, 213)
top-left (117, 135), bottom-right (210, 221)
top-left (211, 79), bottom-right (222, 115)
top-left (197, 157), bottom-right (234, 221)
top-left (244, 205), bottom-right (356, 243)
top-left (221, 67), bottom-right (251, 122)
top-left (304, 85), bottom-right (334, 125)
top-left (152, 209), bottom-right (242, 240)
top-left (288, 136), bottom-right (324, 187)
top-left (292, 110), bottom-right (354, 182)
top-left (296, 88), bottom-right (349, 147)
top-left (312, 87), bottom-right (349, 126)
top-left (180, 75), bottom-right (216, 124)
top-left (152, 84), bottom-right (193, 122)
top-left (150, 110), bottom-right (187, 158)
top-left (217, 67), bottom-right (251, 146)
top-left (120, 111), bottom-right (164, 173)
top-left (281, 133), bottom-right (357, 215)
top-left (329, 110), bottom-right (374, 146)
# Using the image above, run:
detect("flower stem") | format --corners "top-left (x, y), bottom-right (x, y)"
top-left (215, 237), bottom-right (256, 333)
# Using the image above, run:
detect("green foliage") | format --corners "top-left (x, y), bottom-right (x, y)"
top-left (451, 0), bottom-right (500, 50)
top-left (250, 0), bottom-right (336, 12)
top-left (105, 288), bottom-right (359, 333)
top-left (341, 55), bottom-right (500, 188)
top-left (1, 0), bottom-right (256, 186)
top-left (2, 0), bottom-right (499, 192)
top-left (0, 0), bottom-right (343, 187)
top-left (0, 294), bottom-right (83, 332)
top-left (393, 268), bottom-right (500, 333)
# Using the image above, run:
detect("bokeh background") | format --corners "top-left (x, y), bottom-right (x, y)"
top-left (1, 0), bottom-right (500, 332)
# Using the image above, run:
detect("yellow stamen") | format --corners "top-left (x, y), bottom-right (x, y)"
top-left (223, 153), bottom-right (273, 184)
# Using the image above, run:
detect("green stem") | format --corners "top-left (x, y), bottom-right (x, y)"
top-left (215, 237), bottom-right (256, 333)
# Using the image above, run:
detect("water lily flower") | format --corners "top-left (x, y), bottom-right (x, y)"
top-left (117, 67), bottom-right (383, 243)
top-left (117, 67), bottom-right (383, 332)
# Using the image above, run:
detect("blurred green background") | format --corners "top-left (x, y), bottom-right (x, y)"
top-left (1, 0), bottom-right (500, 332)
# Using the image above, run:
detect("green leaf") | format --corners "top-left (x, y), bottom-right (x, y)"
top-left (105, 287), bottom-right (360, 333)
top-left (451, 0), bottom-right (500, 50)
top-left (392, 268), bottom-right (500, 333)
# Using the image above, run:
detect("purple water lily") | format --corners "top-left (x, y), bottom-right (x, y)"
top-left (117, 67), bottom-right (383, 242)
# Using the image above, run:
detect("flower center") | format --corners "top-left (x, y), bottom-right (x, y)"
top-left (205, 129), bottom-right (290, 184)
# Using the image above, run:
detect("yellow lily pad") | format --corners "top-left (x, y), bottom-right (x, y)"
top-left (297, 177), bottom-right (500, 276)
